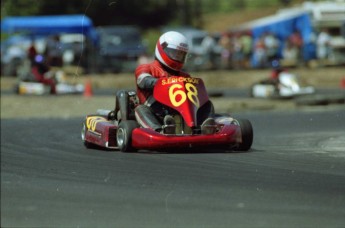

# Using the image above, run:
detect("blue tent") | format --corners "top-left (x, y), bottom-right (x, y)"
top-left (1, 14), bottom-right (97, 41)
top-left (244, 11), bottom-right (312, 44)
top-left (231, 11), bottom-right (316, 66)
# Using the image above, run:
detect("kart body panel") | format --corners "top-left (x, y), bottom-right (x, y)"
top-left (131, 123), bottom-right (241, 149)
top-left (83, 113), bottom-right (242, 150)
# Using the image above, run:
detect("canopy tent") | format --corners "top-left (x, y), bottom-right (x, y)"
top-left (231, 10), bottom-right (313, 43)
top-left (1, 15), bottom-right (99, 75)
top-left (230, 10), bottom-right (315, 66)
top-left (1, 14), bottom-right (97, 42)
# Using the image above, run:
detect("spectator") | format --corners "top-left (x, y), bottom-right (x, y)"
top-left (264, 32), bottom-right (280, 64)
top-left (218, 33), bottom-right (232, 69)
top-left (201, 33), bottom-right (217, 69)
top-left (288, 30), bottom-right (303, 61)
top-left (27, 41), bottom-right (37, 66)
top-left (316, 28), bottom-right (332, 62)
top-left (31, 55), bottom-right (56, 94)
top-left (252, 35), bottom-right (267, 68)
top-left (44, 35), bottom-right (63, 67)
top-left (240, 31), bottom-right (253, 68)
top-left (282, 40), bottom-right (298, 63)
top-left (231, 33), bottom-right (244, 69)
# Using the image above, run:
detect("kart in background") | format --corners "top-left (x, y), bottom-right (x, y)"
top-left (15, 69), bottom-right (84, 95)
top-left (81, 76), bottom-right (253, 152)
top-left (250, 72), bottom-right (315, 99)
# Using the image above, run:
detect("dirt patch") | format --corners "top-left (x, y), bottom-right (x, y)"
top-left (0, 94), bottom-right (298, 119)
top-left (1, 67), bottom-right (344, 91)
top-left (85, 67), bottom-right (344, 89)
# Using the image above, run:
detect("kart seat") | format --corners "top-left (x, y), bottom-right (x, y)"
top-left (114, 90), bottom-right (137, 121)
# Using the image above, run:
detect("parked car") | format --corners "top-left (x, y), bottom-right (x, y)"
top-left (1, 34), bottom-right (85, 76)
top-left (1, 35), bottom-right (46, 76)
top-left (95, 26), bottom-right (147, 73)
top-left (60, 33), bottom-right (86, 66)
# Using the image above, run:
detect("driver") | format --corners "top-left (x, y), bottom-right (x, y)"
top-left (31, 55), bottom-right (57, 94)
top-left (134, 31), bottom-right (215, 134)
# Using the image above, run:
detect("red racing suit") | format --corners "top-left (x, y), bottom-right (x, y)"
top-left (31, 63), bottom-right (57, 94)
top-left (134, 60), bottom-right (190, 131)
top-left (135, 60), bottom-right (190, 104)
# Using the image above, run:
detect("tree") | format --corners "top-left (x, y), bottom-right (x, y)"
top-left (1, 0), bottom-right (42, 18)
top-left (1, 0), bottom-right (178, 28)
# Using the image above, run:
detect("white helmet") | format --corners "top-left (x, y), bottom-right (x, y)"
top-left (155, 31), bottom-right (189, 71)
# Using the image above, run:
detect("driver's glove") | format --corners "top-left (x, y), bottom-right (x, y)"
top-left (137, 74), bottom-right (158, 90)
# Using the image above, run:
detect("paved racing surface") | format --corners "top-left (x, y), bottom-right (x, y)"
top-left (1, 108), bottom-right (345, 227)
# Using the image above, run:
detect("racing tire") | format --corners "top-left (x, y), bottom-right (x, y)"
top-left (236, 119), bottom-right (253, 151)
top-left (116, 120), bottom-right (139, 152)
top-left (81, 123), bottom-right (92, 148)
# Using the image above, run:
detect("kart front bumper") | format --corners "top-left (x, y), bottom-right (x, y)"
top-left (131, 124), bottom-right (242, 150)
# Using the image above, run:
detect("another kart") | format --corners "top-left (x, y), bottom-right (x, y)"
top-left (250, 72), bottom-right (315, 98)
top-left (81, 76), bottom-right (253, 152)
top-left (16, 82), bottom-right (84, 95)
top-left (15, 70), bottom-right (84, 95)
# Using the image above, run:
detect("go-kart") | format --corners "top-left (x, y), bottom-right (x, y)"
top-left (81, 76), bottom-right (253, 152)
top-left (15, 68), bottom-right (84, 95)
top-left (16, 80), bottom-right (84, 95)
top-left (250, 72), bottom-right (315, 98)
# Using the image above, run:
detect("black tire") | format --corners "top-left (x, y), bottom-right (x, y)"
top-left (236, 119), bottom-right (253, 151)
top-left (116, 120), bottom-right (139, 152)
top-left (81, 122), bottom-right (92, 148)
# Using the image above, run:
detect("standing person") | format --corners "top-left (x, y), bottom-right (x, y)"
top-left (201, 32), bottom-right (216, 69)
top-left (253, 35), bottom-right (267, 68)
top-left (231, 33), bottom-right (244, 69)
top-left (134, 31), bottom-right (215, 134)
top-left (27, 40), bottom-right (37, 66)
top-left (218, 32), bottom-right (232, 69)
top-left (316, 28), bottom-right (332, 63)
top-left (264, 32), bottom-right (279, 65)
top-left (31, 55), bottom-right (57, 94)
top-left (45, 35), bottom-right (63, 67)
top-left (282, 40), bottom-right (298, 63)
top-left (288, 30), bottom-right (303, 61)
top-left (240, 31), bottom-right (253, 68)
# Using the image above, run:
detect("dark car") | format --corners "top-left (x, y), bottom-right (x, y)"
top-left (95, 26), bottom-right (147, 73)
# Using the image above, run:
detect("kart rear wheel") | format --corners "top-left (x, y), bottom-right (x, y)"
top-left (236, 119), bottom-right (253, 151)
top-left (116, 120), bottom-right (139, 152)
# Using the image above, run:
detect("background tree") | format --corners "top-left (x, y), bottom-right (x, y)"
top-left (1, 0), bottom-right (304, 29)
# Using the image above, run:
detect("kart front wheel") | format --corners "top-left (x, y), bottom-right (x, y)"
top-left (116, 120), bottom-right (139, 152)
top-left (81, 122), bottom-right (92, 148)
top-left (236, 119), bottom-right (253, 151)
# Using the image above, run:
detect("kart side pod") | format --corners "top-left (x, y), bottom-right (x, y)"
top-left (82, 115), bottom-right (118, 149)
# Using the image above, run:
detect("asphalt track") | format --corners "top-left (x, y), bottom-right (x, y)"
top-left (1, 108), bottom-right (345, 227)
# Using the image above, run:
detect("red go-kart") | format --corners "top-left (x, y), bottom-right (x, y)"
top-left (81, 76), bottom-right (253, 152)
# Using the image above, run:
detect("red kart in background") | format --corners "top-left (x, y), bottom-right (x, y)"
top-left (81, 76), bottom-right (253, 152)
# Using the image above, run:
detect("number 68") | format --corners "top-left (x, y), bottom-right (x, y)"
top-left (169, 83), bottom-right (200, 108)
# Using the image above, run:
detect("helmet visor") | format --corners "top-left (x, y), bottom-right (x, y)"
top-left (164, 47), bottom-right (187, 63)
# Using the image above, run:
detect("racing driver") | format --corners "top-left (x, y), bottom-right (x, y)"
top-left (134, 31), bottom-right (215, 134)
